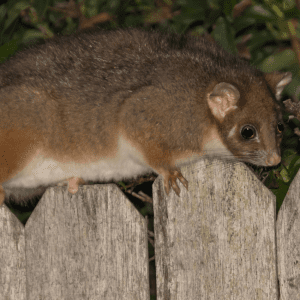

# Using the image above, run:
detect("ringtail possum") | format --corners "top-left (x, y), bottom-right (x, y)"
top-left (0, 28), bottom-right (292, 205)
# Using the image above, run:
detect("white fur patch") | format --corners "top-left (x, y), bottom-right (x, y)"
top-left (2, 136), bottom-right (153, 189)
top-left (203, 138), bottom-right (234, 157)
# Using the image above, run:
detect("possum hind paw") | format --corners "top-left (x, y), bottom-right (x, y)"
top-left (57, 177), bottom-right (86, 194)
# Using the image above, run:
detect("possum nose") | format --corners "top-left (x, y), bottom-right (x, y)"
top-left (266, 153), bottom-right (281, 166)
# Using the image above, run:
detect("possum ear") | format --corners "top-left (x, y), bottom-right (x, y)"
top-left (264, 72), bottom-right (292, 101)
top-left (207, 82), bottom-right (240, 122)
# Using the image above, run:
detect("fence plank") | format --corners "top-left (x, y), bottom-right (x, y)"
top-left (19, 184), bottom-right (149, 300)
top-left (153, 159), bottom-right (278, 300)
top-left (277, 170), bottom-right (300, 299)
top-left (0, 204), bottom-right (26, 300)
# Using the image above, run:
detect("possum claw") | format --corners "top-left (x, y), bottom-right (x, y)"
top-left (164, 170), bottom-right (188, 196)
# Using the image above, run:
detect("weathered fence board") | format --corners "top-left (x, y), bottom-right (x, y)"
top-left (277, 169), bottom-right (300, 300)
top-left (1, 184), bottom-right (149, 300)
top-left (1, 158), bottom-right (300, 299)
top-left (0, 205), bottom-right (26, 300)
top-left (154, 159), bottom-right (278, 299)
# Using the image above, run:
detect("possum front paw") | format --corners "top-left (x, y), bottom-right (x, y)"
top-left (163, 169), bottom-right (188, 196)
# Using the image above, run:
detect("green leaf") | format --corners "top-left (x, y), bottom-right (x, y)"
top-left (222, 0), bottom-right (236, 16)
top-left (179, 4), bottom-right (207, 23)
top-left (4, 2), bottom-right (31, 31)
top-left (272, 181), bottom-right (289, 213)
top-left (0, 39), bottom-right (19, 63)
top-left (247, 31), bottom-right (275, 51)
top-left (285, 8), bottom-right (300, 19)
top-left (244, 5), bottom-right (277, 22)
top-left (282, 149), bottom-right (297, 160)
top-left (117, 181), bottom-right (127, 191)
top-left (21, 29), bottom-right (47, 44)
top-left (258, 49), bottom-right (296, 72)
top-left (288, 155), bottom-right (300, 171)
top-left (0, 4), bottom-right (7, 22)
top-left (212, 17), bottom-right (237, 55)
top-left (280, 166), bottom-right (290, 182)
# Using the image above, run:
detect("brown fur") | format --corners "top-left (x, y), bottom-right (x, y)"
top-left (0, 29), bottom-right (292, 204)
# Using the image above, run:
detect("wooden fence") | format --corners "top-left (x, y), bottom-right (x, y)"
top-left (0, 158), bottom-right (299, 299)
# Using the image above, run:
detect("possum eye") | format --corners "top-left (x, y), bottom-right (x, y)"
top-left (277, 122), bottom-right (284, 134)
top-left (241, 125), bottom-right (256, 140)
